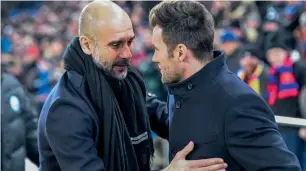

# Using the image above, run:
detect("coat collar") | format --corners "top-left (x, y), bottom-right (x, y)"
top-left (67, 70), bottom-right (84, 88)
top-left (166, 50), bottom-right (225, 96)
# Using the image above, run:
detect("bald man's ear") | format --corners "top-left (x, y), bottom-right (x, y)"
top-left (79, 36), bottom-right (93, 55)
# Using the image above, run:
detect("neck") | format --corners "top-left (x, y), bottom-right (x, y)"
top-left (181, 59), bottom-right (210, 81)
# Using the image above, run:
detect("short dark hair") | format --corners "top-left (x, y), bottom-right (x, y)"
top-left (149, 1), bottom-right (214, 61)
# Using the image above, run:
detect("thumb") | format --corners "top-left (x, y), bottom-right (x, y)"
top-left (176, 141), bottom-right (194, 159)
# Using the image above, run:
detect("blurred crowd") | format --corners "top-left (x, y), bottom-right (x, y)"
top-left (1, 1), bottom-right (306, 170)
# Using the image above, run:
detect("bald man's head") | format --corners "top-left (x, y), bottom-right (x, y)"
top-left (78, 0), bottom-right (129, 38)
top-left (77, 1), bottom-right (135, 80)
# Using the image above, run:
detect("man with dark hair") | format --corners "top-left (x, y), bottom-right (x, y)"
top-left (149, 0), bottom-right (214, 64)
top-left (38, 1), bottom-right (227, 171)
top-left (149, 1), bottom-right (302, 170)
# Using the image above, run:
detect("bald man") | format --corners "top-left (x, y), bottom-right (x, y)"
top-left (37, 1), bottom-right (227, 171)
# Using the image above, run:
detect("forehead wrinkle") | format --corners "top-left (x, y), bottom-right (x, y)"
top-left (108, 29), bottom-right (134, 41)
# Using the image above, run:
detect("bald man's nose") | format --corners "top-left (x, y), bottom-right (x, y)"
top-left (119, 44), bottom-right (132, 59)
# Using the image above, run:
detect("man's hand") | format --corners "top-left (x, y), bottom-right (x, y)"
top-left (163, 141), bottom-right (227, 171)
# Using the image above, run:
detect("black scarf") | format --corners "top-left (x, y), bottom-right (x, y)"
top-left (63, 37), bottom-right (154, 171)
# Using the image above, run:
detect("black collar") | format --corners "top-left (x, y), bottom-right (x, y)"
top-left (166, 50), bottom-right (225, 96)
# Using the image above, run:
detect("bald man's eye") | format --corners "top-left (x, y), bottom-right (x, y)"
top-left (110, 43), bottom-right (119, 49)
top-left (128, 40), bottom-right (134, 47)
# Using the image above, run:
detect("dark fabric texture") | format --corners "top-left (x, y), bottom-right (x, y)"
top-left (62, 37), bottom-right (153, 171)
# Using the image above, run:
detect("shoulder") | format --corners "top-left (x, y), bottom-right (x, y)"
top-left (293, 59), bottom-right (306, 76)
top-left (225, 92), bottom-right (276, 124)
top-left (40, 94), bottom-right (97, 140)
top-left (42, 71), bottom-right (87, 111)
top-left (293, 59), bottom-right (306, 70)
top-left (40, 71), bottom-right (96, 129)
top-left (230, 93), bottom-right (271, 111)
top-left (216, 68), bottom-right (259, 100)
top-left (1, 74), bottom-right (31, 110)
top-left (214, 69), bottom-right (272, 116)
top-left (293, 59), bottom-right (306, 86)
top-left (2, 73), bottom-right (24, 94)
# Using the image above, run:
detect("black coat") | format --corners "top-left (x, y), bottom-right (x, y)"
top-left (37, 70), bottom-right (169, 171)
top-left (166, 51), bottom-right (302, 171)
top-left (1, 73), bottom-right (39, 171)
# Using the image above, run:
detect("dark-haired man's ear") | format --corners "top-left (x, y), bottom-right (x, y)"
top-left (79, 36), bottom-right (93, 55)
top-left (176, 44), bottom-right (188, 62)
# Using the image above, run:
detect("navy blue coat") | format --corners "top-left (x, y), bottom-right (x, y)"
top-left (37, 70), bottom-right (168, 171)
top-left (166, 51), bottom-right (302, 171)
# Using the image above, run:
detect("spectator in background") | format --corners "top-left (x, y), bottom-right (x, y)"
top-left (18, 37), bottom-right (41, 94)
top-left (219, 28), bottom-right (243, 73)
top-left (266, 30), bottom-right (306, 119)
top-left (17, 38), bottom-right (56, 111)
top-left (283, 1), bottom-right (304, 34)
top-left (1, 25), bottom-right (13, 53)
top-left (210, 1), bottom-right (228, 28)
top-left (258, 12), bottom-right (281, 53)
top-left (266, 30), bottom-right (306, 169)
top-left (226, 20), bottom-right (246, 43)
top-left (243, 10), bottom-right (261, 44)
top-left (237, 44), bottom-right (269, 98)
top-left (297, 10), bottom-right (306, 59)
top-left (1, 72), bottom-right (39, 171)
top-left (1, 53), bottom-right (22, 77)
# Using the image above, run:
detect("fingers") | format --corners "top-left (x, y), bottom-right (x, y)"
top-left (194, 163), bottom-right (227, 171)
top-left (299, 128), bottom-right (306, 140)
top-left (187, 158), bottom-right (224, 168)
top-left (175, 141), bottom-right (194, 159)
